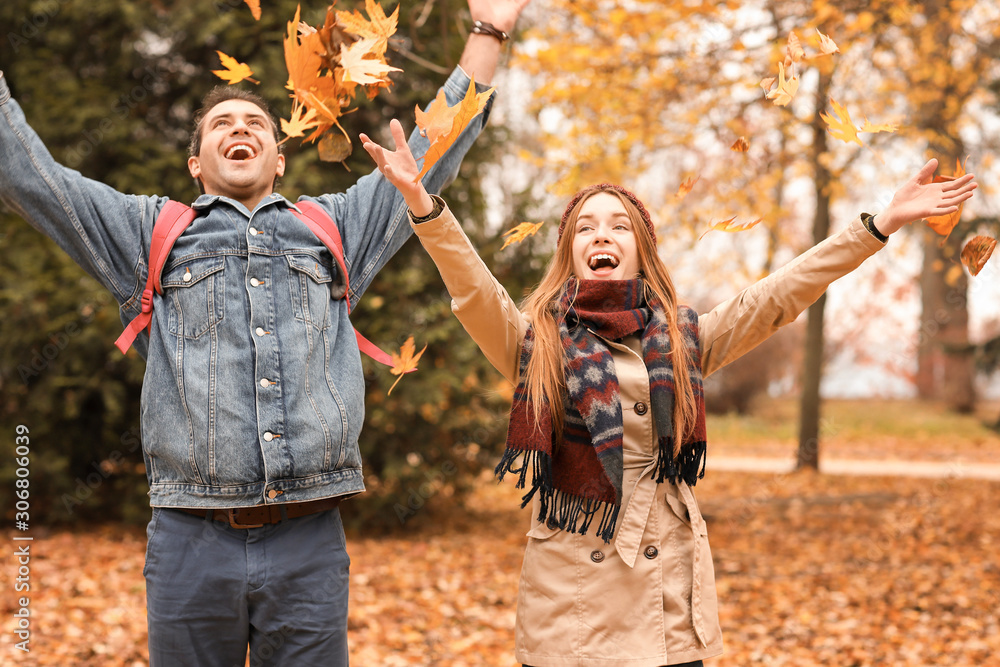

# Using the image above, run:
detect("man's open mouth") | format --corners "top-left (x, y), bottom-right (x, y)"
top-left (588, 253), bottom-right (620, 270)
top-left (225, 144), bottom-right (258, 161)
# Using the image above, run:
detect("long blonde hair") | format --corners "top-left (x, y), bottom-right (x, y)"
top-left (520, 187), bottom-right (697, 453)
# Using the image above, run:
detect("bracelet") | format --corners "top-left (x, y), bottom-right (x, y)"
top-left (861, 212), bottom-right (888, 243)
top-left (471, 20), bottom-right (509, 43)
top-left (410, 197), bottom-right (445, 224)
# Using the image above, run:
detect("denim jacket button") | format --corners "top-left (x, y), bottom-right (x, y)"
top-left (260, 378), bottom-right (271, 388)
top-left (263, 432), bottom-right (274, 442)
top-left (266, 489), bottom-right (278, 499)
top-left (250, 278), bottom-right (260, 287)
top-left (255, 327), bottom-right (266, 337)
top-left (182, 269), bottom-right (192, 282)
top-left (249, 227), bottom-right (258, 236)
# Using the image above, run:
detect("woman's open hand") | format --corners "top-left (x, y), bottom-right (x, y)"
top-left (877, 158), bottom-right (977, 236)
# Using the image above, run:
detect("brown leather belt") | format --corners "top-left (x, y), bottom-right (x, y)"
top-left (171, 496), bottom-right (342, 529)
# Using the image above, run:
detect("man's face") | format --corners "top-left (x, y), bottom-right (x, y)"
top-left (187, 100), bottom-right (285, 207)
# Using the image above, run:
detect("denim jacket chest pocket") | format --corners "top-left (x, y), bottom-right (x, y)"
top-left (286, 253), bottom-right (334, 329)
top-left (162, 256), bottom-right (226, 339)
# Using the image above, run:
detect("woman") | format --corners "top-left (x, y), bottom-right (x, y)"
top-left (361, 120), bottom-right (976, 666)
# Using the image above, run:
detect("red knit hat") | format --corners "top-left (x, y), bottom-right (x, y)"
top-left (557, 183), bottom-right (656, 244)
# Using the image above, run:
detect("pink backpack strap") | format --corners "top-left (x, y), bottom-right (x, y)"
top-left (115, 201), bottom-right (198, 354)
top-left (292, 201), bottom-right (398, 369)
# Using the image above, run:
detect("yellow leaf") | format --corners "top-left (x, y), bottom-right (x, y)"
top-left (388, 337), bottom-right (427, 396)
top-left (212, 51), bottom-right (259, 85)
top-left (786, 32), bottom-right (805, 63)
top-left (280, 102), bottom-right (320, 139)
top-left (413, 78), bottom-right (495, 182)
top-left (675, 175), bottom-right (700, 200)
top-left (812, 28), bottom-right (840, 56)
top-left (961, 235), bottom-right (996, 276)
top-left (820, 99), bottom-right (862, 146)
top-left (759, 76), bottom-right (776, 93)
top-left (859, 118), bottom-right (899, 134)
top-left (927, 158), bottom-right (969, 237)
top-left (699, 215), bottom-right (764, 240)
top-left (500, 221), bottom-right (545, 250)
top-left (731, 137), bottom-right (750, 152)
top-left (244, 0), bottom-right (261, 20)
top-left (765, 62), bottom-right (798, 107)
top-left (339, 37), bottom-right (401, 85)
top-left (336, 0), bottom-right (399, 56)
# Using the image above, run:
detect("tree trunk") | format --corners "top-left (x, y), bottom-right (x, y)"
top-left (797, 71), bottom-right (832, 471)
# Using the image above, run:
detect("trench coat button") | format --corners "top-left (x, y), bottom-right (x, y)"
top-left (644, 545), bottom-right (659, 559)
top-left (590, 550), bottom-right (605, 563)
top-left (634, 401), bottom-right (648, 415)
top-left (546, 516), bottom-right (559, 530)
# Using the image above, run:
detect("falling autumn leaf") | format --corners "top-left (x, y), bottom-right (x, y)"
top-left (675, 175), bottom-right (700, 200)
top-left (960, 235), bottom-right (996, 276)
top-left (812, 28), bottom-right (840, 56)
top-left (786, 32), bottom-right (805, 63)
top-left (212, 51), bottom-right (259, 85)
top-left (413, 78), bottom-right (495, 182)
top-left (388, 337), bottom-right (427, 395)
top-left (500, 221), bottom-right (545, 250)
top-left (244, 0), bottom-right (261, 20)
top-left (859, 118), bottom-right (900, 134)
top-left (820, 99), bottom-right (863, 145)
top-left (765, 62), bottom-right (798, 107)
top-left (699, 215), bottom-right (764, 240)
top-left (280, 102), bottom-right (320, 139)
top-left (731, 137), bottom-right (750, 152)
top-left (926, 158), bottom-right (969, 237)
top-left (336, 0), bottom-right (399, 56)
top-left (340, 37), bottom-right (401, 85)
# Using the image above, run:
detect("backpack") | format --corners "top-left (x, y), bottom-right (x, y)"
top-left (115, 200), bottom-right (395, 368)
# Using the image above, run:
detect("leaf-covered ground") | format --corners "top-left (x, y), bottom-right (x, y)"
top-left (4, 465), bottom-right (999, 666)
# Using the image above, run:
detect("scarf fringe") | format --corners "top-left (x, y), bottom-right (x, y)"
top-left (495, 448), bottom-right (621, 543)
top-left (652, 438), bottom-right (707, 486)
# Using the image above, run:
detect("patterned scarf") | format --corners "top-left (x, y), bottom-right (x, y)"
top-left (496, 277), bottom-right (706, 543)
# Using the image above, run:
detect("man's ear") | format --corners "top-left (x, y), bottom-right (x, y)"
top-left (275, 154), bottom-right (285, 178)
top-left (188, 156), bottom-right (201, 180)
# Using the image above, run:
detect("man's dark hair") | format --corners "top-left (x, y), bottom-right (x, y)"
top-left (188, 86), bottom-right (283, 158)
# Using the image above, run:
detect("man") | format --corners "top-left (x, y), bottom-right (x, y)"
top-left (0, 1), bottom-right (529, 664)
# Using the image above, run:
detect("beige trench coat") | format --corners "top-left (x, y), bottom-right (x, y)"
top-left (411, 200), bottom-right (885, 666)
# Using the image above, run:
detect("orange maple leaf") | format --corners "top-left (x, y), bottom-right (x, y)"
top-left (675, 176), bottom-right (700, 200)
top-left (212, 51), bottom-right (259, 85)
top-left (340, 37), bottom-right (401, 85)
top-left (926, 158), bottom-right (969, 237)
top-left (388, 337), bottom-right (427, 396)
top-left (859, 118), bottom-right (899, 134)
top-left (244, 0), bottom-right (261, 20)
top-left (765, 62), bottom-right (798, 107)
top-left (960, 235), bottom-right (996, 276)
top-left (731, 137), bottom-right (750, 152)
top-left (336, 0), bottom-right (399, 57)
top-left (500, 222), bottom-right (545, 250)
top-left (413, 78), bottom-right (495, 182)
top-left (699, 215), bottom-right (764, 240)
top-left (280, 102), bottom-right (320, 140)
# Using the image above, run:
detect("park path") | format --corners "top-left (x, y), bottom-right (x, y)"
top-left (708, 455), bottom-right (1000, 480)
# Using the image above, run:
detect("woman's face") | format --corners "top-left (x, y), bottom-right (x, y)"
top-left (570, 192), bottom-right (641, 281)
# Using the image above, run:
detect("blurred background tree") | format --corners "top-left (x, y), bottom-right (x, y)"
top-left (0, 0), bottom-right (542, 530)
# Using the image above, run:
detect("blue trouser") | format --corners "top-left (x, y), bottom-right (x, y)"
top-left (144, 506), bottom-right (351, 667)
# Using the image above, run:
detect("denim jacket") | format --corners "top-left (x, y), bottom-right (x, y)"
top-left (0, 68), bottom-right (493, 508)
